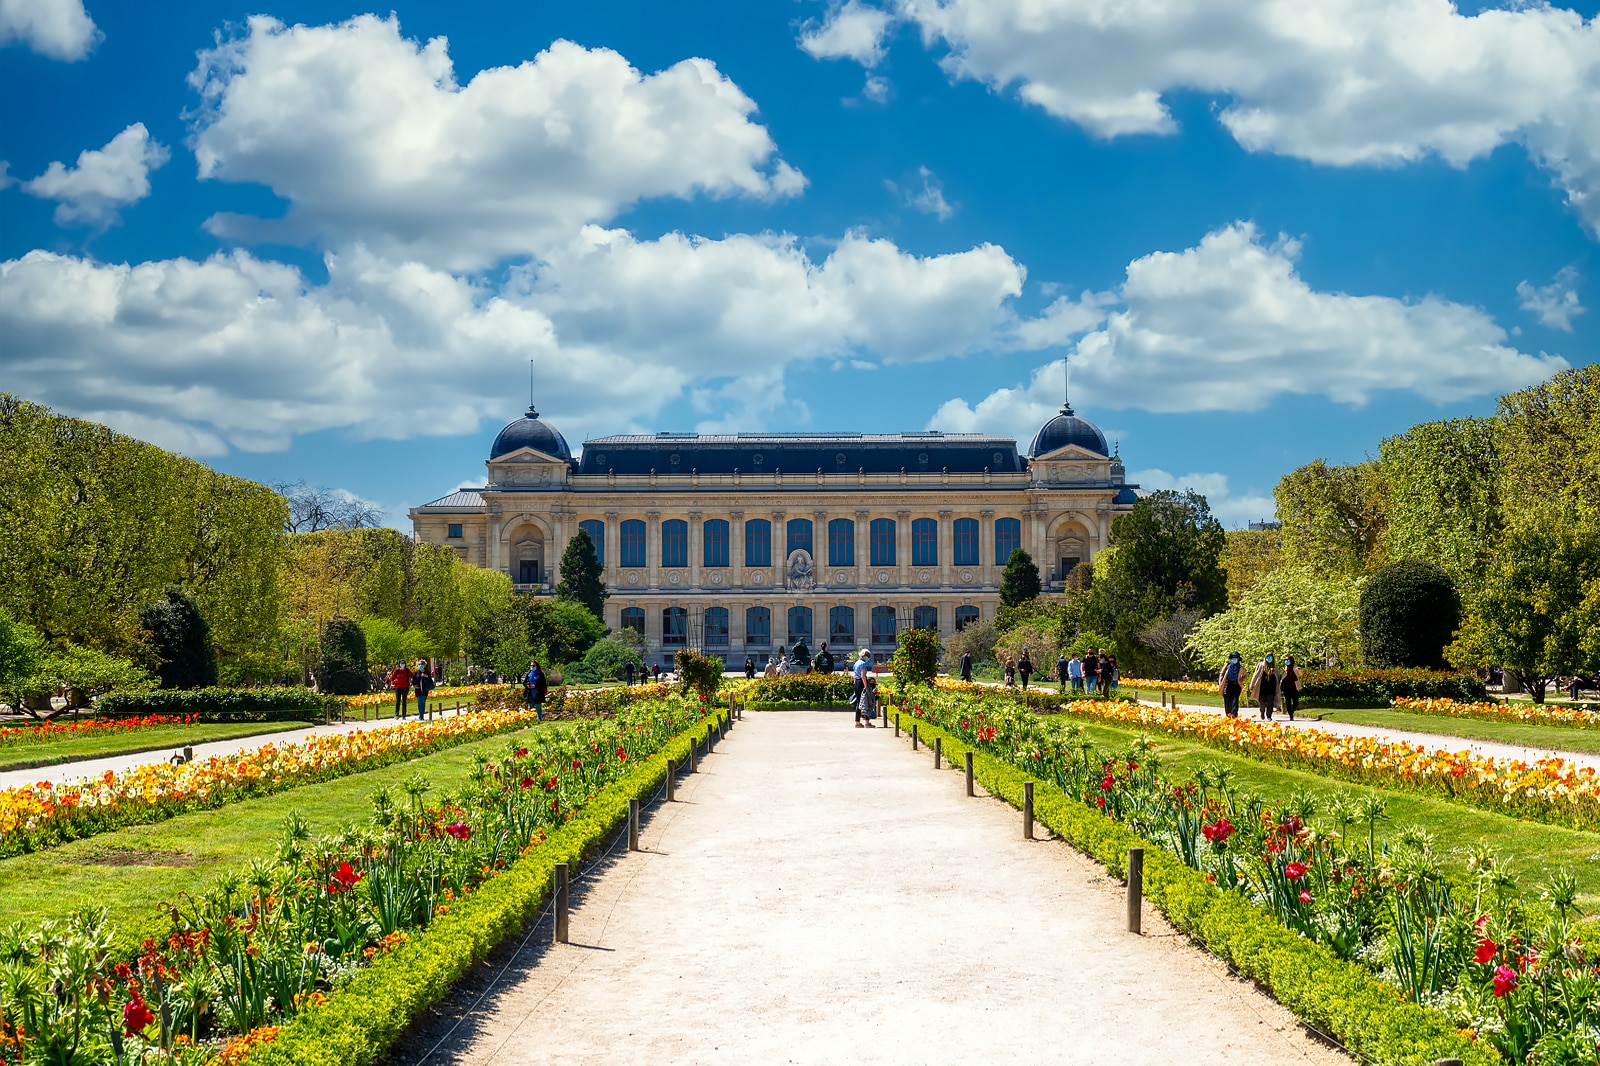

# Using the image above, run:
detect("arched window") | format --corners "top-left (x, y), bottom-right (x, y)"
top-left (745, 519), bottom-right (771, 567)
top-left (870, 606), bottom-right (897, 645)
top-left (703, 519), bottom-right (729, 567)
top-left (787, 518), bottom-right (813, 559)
top-left (828, 518), bottom-right (854, 567)
top-left (620, 520), bottom-right (646, 568)
top-left (954, 605), bottom-right (980, 631)
top-left (953, 518), bottom-right (979, 566)
top-left (870, 518), bottom-right (896, 566)
top-left (661, 519), bottom-right (688, 568)
top-left (620, 607), bottom-right (645, 634)
top-left (913, 605), bottom-right (939, 630)
top-left (662, 607), bottom-right (687, 646)
top-left (995, 517), bottom-right (1021, 565)
top-left (829, 605), bottom-right (855, 645)
top-left (578, 519), bottom-right (605, 567)
top-left (787, 605), bottom-right (813, 644)
top-left (745, 607), bottom-right (771, 647)
top-left (912, 518), bottom-right (937, 566)
top-left (704, 607), bottom-right (729, 647)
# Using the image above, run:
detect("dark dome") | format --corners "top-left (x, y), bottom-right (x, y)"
top-left (1029, 403), bottom-right (1108, 458)
top-left (489, 406), bottom-right (571, 461)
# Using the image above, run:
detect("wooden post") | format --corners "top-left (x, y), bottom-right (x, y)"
top-left (894, 714), bottom-right (900, 737)
top-left (667, 759), bottom-right (676, 801)
top-left (183, 746), bottom-right (193, 763)
top-left (1023, 781), bottom-right (1034, 840)
top-left (965, 751), bottom-right (974, 796)
top-left (934, 736), bottom-right (942, 770)
top-left (1433, 1060), bottom-right (1465, 1066)
top-left (628, 798), bottom-right (640, 851)
top-left (1127, 847), bottom-right (1144, 934)
top-left (912, 723), bottom-right (919, 751)
top-left (690, 741), bottom-right (698, 774)
top-left (554, 863), bottom-right (570, 944)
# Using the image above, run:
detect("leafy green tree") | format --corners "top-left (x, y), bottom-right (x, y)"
top-left (567, 635), bottom-right (645, 683)
top-left (1379, 418), bottom-right (1501, 592)
top-left (1105, 490), bottom-right (1227, 614)
top-left (317, 617), bottom-right (369, 695)
top-left (138, 586), bottom-right (218, 690)
top-left (888, 626), bottom-right (941, 687)
top-left (27, 643), bottom-right (153, 708)
top-left (1066, 629), bottom-right (1116, 657)
top-left (1275, 458), bottom-right (1389, 574)
top-left (555, 529), bottom-right (607, 619)
top-left (1359, 559), bottom-right (1461, 669)
top-left (520, 596), bottom-right (605, 664)
top-left (942, 618), bottom-right (998, 669)
top-left (462, 566), bottom-right (515, 666)
top-left (1497, 364), bottom-right (1600, 523)
top-left (360, 617), bottom-right (436, 667)
top-left (0, 611), bottom-right (41, 710)
top-left (995, 621), bottom-right (1062, 676)
top-left (1186, 567), bottom-right (1364, 671)
top-left (998, 548), bottom-right (1041, 607)
top-left (1222, 528), bottom-right (1282, 605)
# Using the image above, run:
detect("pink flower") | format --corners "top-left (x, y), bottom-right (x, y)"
top-left (1298, 890), bottom-right (1311, 904)
top-left (1284, 861), bottom-right (1307, 881)
top-left (1492, 965), bottom-right (1518, 997)
top-left (444, 821), bottom-right (471, 840)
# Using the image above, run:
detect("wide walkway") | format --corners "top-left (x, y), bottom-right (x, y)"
top-left (419, 712), bottom-right (1347, 1065)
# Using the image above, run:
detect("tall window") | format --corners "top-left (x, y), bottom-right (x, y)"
top-left (913, 605), bottom-right (938, 630)
top-left (745, 607), bottom-right (771, 647)
top-left (829, 605), bottom-right (855, 645)
top-left (661, 519), bottom-right (688, 568)
top-left (787, 518), bottom-right (813, 559)
top-left (827, 519), bottom-right (854, 567)
top-left (620, 607), bottom-right (645, 634)
top-left (954, 605), bottom-right (980, 631)
top-left (953, 518), bottom-right (979, 566)
top-left (787, 605), bottom-right (813, 644)
top-left (704, 607), bottom-right (729, 647)
top-left (703, 519), bottom-right (729, 567)
top-left (869, 518), bottom-right (896, 566)
top-left (870, 606), bottom-right (897, 644)
top-left (995, 517), bottom-right (1021, 565)
top-left (745, 519), bottom-right (771, 567)
top-left (912, 518), bottom-right (938, 566)
top-left (662, 607), bottom-right (687, 646)
top-left (578, 519), bottom-right (605, 566)
top-left (620, 519), bottom-right (646, 568)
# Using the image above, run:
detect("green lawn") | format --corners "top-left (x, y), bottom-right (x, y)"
top-left (0, 721), bottom-right (299, 773)
top-left (1311, 706), bottom-right (1600, 755)
top-left (0, 723), bottom-right (547, 934)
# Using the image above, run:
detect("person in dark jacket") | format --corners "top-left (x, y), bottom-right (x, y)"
top-left (1056, 652), bottom-right (1070, 694)
top-left (1218, 652), bottom-right (1244, 718)
top-left (814, 643), bottom-right (835, 675)
top-left (624, 660), bottom-right (637, 686)
top-left (744, 655), bottom-right (756, 679)
top-left (1281, 655), bottom-right (1302, 721)
top-left (1018, 650), bottom-right (1033, 690)
top-left (959, 651), bottom-right (973, 682)
top-left (412, 659), bottom-right (434, 719)
top-left (1083, 650), bottom-right (1100, 694)
top-left (526, 661), bottom-right (548, 722)
top-left (1249, 654), bottom-right (1280, 720)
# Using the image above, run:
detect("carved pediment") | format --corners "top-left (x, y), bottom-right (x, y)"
top-left (1032, 443), bottom-right (1109, 463)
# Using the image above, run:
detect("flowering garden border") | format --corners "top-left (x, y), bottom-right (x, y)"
top-left (1390, 697), bottom-right (1600, 732)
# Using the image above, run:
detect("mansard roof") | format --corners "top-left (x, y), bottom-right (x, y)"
top-left (575, 431), bottom-right (1025, 476)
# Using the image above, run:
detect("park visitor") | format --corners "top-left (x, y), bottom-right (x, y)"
top-left (1281, 656), bottom-right (1301, 721)
top-left (526, 660), bottom-right (548, 722)
top-left (1083, 650), bottom-right (1099, 693)
top-left (624, 660), bottom-right (636, 686)
top-left (1068, 653), bottom-right (1084, 693)
top-left (413, 659), bottom-right (433, 719)
top-left (651, 663), bottom-right (661, 682)
top-left (744, 655), bottom-right (756, 679)
top-left (959, 650), bottom-right (973, 682)
top-left (1003, 655), bottom-right (1016, 687)
top-left (763, 655), bottom-right (778, 678)
top-left (851, 648), bottom-right (872, 709)
top-left (1219, 651), bottom-right (1243, 718)
top-left (815, 642), bottom-right (835, 674)
top-left (1018, 650), bottom-right (1033, 690)
top-left (776, 655), bottom-right (790, 676)
top-left (856, 676), bottom-right (879, 728)
top-left (388, 661), bottom-right (413, 719)
top-left (1056, 651), bottom-right (1070, 693)
top-left (1104, 655), bottom-right (1119, 695)
top-left (1249, 653), bottom-right (1280, 720)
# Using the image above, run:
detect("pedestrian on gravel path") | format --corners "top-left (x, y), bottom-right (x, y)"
top-left (959, 650), bottom-right (973, 682)
top-left (851, 648), bottom-right (872, 711)
top-left (856, 676), bottom-right (879, 728)
top-left (744, 655), bottom-right (756, 679)
top-left (1056, 651), bottom-right (1070, 694)
top-left (388, 661), bottom-right (413, 719)
top-left (1083, 650), bottom-right (1100, 693)
top-left (1068, 653), bottom-right (1084, 693)
top-left (1249, 653), bottom-right (1280, 720)
top-left (625, 660), bottom-right (637, 686)
top-left (413, 659), bottom-right (434, 719)
top-left (1281, 655), bottom-right (1301, 721)
top-left (1103, 655), bottom-right (1119, 696)
top-left (1218, 652), bottom-right (1243, 718)
top-left (1018, 650), bottom-right (1033, 690)
top-left (1004, 656), bottom-right (1016, 687)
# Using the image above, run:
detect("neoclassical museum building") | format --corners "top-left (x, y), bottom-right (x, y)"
top-left (411, 402), bottom-right (1140, 667)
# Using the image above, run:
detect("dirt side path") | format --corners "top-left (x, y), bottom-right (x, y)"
top-left (427, 711), bottom-right (1350, 1066)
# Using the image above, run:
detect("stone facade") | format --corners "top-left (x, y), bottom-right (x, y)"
top-left (411, 404), bottom-right (1139, 667)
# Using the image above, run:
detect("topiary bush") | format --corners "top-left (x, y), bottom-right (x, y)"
top-left (317, 617), bottom-right (368, 695)
top-left (138, 585), bottom-right (217, 689)
top-left (1299, 667), bottom-right (1486, 704)
top-left (1359, 559), bottom-right (1461, 669)
top-left (889, 627), bottom-right (942, 687)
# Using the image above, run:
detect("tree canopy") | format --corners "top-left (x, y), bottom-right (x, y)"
top-left (1275, 458), bottom-right (1388, 574)
top-left (998, 548), bottom-right (1041, 607)
top-left (1379, 418), bottom-right (1500, 591)
top-left (555, 528), bottom-right (607, 618)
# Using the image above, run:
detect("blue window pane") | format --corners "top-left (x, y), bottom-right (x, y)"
top-left (869, 518), bottom-right (896, 567)
top-left (787, 605), bottom-right (813, 643)
top-left (578, 519), bottom-right (604, 566)
top-left (913, 605), bottom-right (938, 630)
top-left (663, 607), bottom-right (687, 646)
top-left (745, 519), bottom-right (771, 567)
top-left (662, 519), bottom-right (688, 568)
top-left (705, 607), bottom-right (729, 647)
top-left (953, 518), bottom-right (979, 567)
top-left (829, 605), bottom-right (854, 645)
top-left (912, 518), bottom-right (938, 567)
top-left (620, 520), bottom-right (646, 568)
top-left (995, 517), bottom-right (1021, 565)
top-left (828, 518), bottom-right (854, 567)
top-left (703, 519), bottom-right (729, 567)
top-left (955, 605), bottom-right (980, 631)
top-left (620, 607), bottom-right (645, 634)
top-left (787, 519), bottom-right (813, 559)
top-left (447, 523), bottom-right (463, 539)
top-left (870, 606), bottom-right (896, 644)
top-left (745, 607), bottom-right (770, 646)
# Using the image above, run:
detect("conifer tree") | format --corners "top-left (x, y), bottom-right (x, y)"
top-left (555, 529), bottom-right (607, 619)
top-left (998, 549), bottom-right (1041, 608)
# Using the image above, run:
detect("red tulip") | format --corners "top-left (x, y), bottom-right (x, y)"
top-left (1492, 965), bottom-right (1518, 997)
top-left (1474, 939), bottom-right (1498, 965)
top-left (123, 994), bottom-right (155, 1036)
top-left (1284, 861), bottom-right (1307, 881)
top-left (1298, 890), bottom-right (1311, 904)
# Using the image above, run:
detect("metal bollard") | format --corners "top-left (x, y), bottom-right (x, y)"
top-left (628, 798), bottom-right (640, 851)
top-left (934, 736), bottom-right (942, 770)
top-left (554, 863), bottom-right (570, 944)
top-left (667, 759), bottom-right (676, 801)
top-left (1127, 847), bottom-right (1144, 934)
top-left (965, 751), bottom-right (974, 796)
top-left (912, 723), bottom-right (919, 751)
top-left (1023, 781), bottom-right (1034, 840)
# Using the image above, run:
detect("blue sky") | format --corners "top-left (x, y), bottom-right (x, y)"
top-left (2, 0), bottom-right (1595, 528)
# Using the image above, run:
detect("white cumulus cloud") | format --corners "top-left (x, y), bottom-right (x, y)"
top-left (1516, 267), bottom-right (1586, 331)
top-left (0, 0), bottom-right (99, 61)
top-left (187, 16), bottom-right (805, 270)
top-left (800, 1), bottom-right (894, 66)
top-left (1128, 469), bottom-right (1277, 529)
top-left (22, 123), bottom-right (169, 226)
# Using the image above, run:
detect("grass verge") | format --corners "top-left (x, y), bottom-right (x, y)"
top-left (0, 721), bottom-right (301, 772)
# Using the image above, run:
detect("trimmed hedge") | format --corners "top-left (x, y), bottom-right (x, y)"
top-left (1299, 668), bottom-right (1485, 705)
top-left (242, 711), bottom-right (723, 1066)
top-left (733, 674), bottom-right (857, 705)
top-left (891, 712), bottom-right (1497, 1066)
top-left (96, 686), bottom-right (333, 721)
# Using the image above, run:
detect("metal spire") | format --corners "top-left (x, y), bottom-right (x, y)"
top-left (527, 357), bottom-right (538, 418)
top-left (1061, 355), bottom-right (1074, 415)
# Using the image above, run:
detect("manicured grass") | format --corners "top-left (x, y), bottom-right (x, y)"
top-left (0, 724), bottom-right (547, 934)
top-left (0, 721), bottom-right (297, 772)
top-left (1051, 714), bottom-right (1600, 910)
top-left (1311, 706), bottom-right (1600, 755)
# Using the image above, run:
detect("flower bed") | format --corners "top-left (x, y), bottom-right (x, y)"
top-left (726, 674), bottom-right (857, 706)
top-left (0, 699), bottom-right (719, 1065)
top-left (0, 714), bottom-right (200, 749)
top-left (927, 680), bottom-right (1600, 832)
top-left (1120, 669), bottom-right (1488, 705)
top-left (97, 687), bottom-right (333, 723)
top-left (340, 684), bottom-right (502, 711)
top-left (1393, 697), bottom-right (1600, 731)
top-left (893, 692), bottom-right (1592, 1065)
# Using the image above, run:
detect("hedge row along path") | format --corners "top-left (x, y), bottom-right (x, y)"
top-left (412, 711), bottom-right (1347, 1065)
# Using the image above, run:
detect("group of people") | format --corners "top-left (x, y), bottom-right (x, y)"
top-left (384, 660), bottom-right (437, 719)
top-left (847, 648), bottom-right (879, 728)
top-left (1217, 652), bottom-right (1302, 720)
top-left (1057, 649), bottom-right (1117, 695)
top-left (622, 660), bottom-right (663, 685)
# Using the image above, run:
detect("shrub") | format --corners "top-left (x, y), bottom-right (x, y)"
top-left (674, 649), bottom-right (725, 704)
top-left (889, 627), bottom-right (941, 687)
top-left (733, 674), bottom-right (857, 705)
top-left (998, 548), bottom-right (1041, 607)
top-left (317, 617), bottom-right (368, 695)
top-left (138, 586), bottom-right (217, 689)
top-left (1298, 668), bottom-right (1486, 704)
top-left (96, 686), bottom-right (332, 721)
top-left (1360, 559), bottom-right (1461, 669)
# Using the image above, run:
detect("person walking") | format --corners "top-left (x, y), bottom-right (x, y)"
top-left (651, 663), bottom-right (661, 683)
top-left (744, 655), bottom-right (756, 680)
top-left (856, 676), bottom-right (879, 728)
top-left (413, 659), bottom-right (434, 720)
top-left (388, 661), bottom-right (413, 719)
top-left (1068, 653), bottom-right (1084, 693)
top-left (851, 648), bottom-right (872, 712)
top-left (763, 655), bottom-right (778, 679)
top-left (1249, 653), bottom-right (1280, 721)
top-left (1018, 650), bottom-right (1033, 690)
top-left (959, 650), bottom-right (973, 682)
top-left (1281, 655), bottom-right (1301, 721)
top-left (526, 660), bottom-right (548, 722)
top-left (1003, 655), bottom-right (1016, 687)
top-left (1104, 655), bottom-right (1119, 696)
top-left (1083, 649), bottom-right (1099, 694)
top-left (814, 642), bottom-right (835, 675)
top-left (624, 659), bottom-right (637, 686)
top-left (1218, 651), bottom-right (1244, 718)
top-left (1055, 651), bottom-right (1070, 694)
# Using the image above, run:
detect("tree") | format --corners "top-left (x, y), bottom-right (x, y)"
top-left (943, 618), bottom-right (998, 669)
top-left (27, 642), bottom-right (152, 709)
top-left (994, 621), bottom-right (1061, 676)
top-left (462, 566), bottom-right (515, 666)
top-left (1275, 458), bottom-right (1389, 574)
top-left (1104, 490), bottom-right (1227, 615)
top-left (1186, 568), bottom-right (1364, 671)
top-left (1222, 528), bottom-right (1282, 605)
top-left (1139, 609), bottom-right (1204, 679)
top-left (567, 635), bottom-right (645, 683)
top-left (361, 617), bottom-right (436, 668)
top-left (1359, 559), bottom-right (1461, 669)
top-left (1497, 364), bottom-right (1600, 524)
top-left (0, 611), bottom-right (40, 711)
top-left (555, 529), bottom-right (607, 618)
top-left (1379, 418), bottom-right (1501, 592)
top-left (998, 549), bottom-right (1041, 607)
top-left (674, 648), bottom-right (724, 703)
top-left (138, 586), bottom-right (217, 689)
top-left (317, 617), bottom-right (368, 695)
top-left (272, 481), bottom-right (382, 533)
top-left (889, 626), bottom-right (941, 687)
top-left (1447, 515), bottom-right (1600, 703)
top-left (520, 596), bottom-right (606, 664)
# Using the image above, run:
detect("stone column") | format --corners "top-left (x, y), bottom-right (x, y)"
top-left (896, 510), bottom-right (911, 589)
top-left (938, 510), bottom-right (953, 588)
top-left (731, 510), bottom-right (745, 588)
top-left (855, 510), bottom-right (870, 590)
top-left (979, 508), bottom-right (995, 588)
top-left (604, 510), bottom-right (619, 586)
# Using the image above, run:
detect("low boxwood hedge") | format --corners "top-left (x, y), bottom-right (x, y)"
top-left (242, 711), bottom-right (723, 1066)
top-left (733, 674), bottom-right (857, 706)
top-left (1299, 668), bottom-right (1486, 704)
top-left (891, 712), bottom-right (1496, 1066)
top-left (96, 686), bottom-right (333, 722)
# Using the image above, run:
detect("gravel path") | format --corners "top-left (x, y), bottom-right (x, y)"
top-left (417, 711), bottom-right (1348, 1066)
